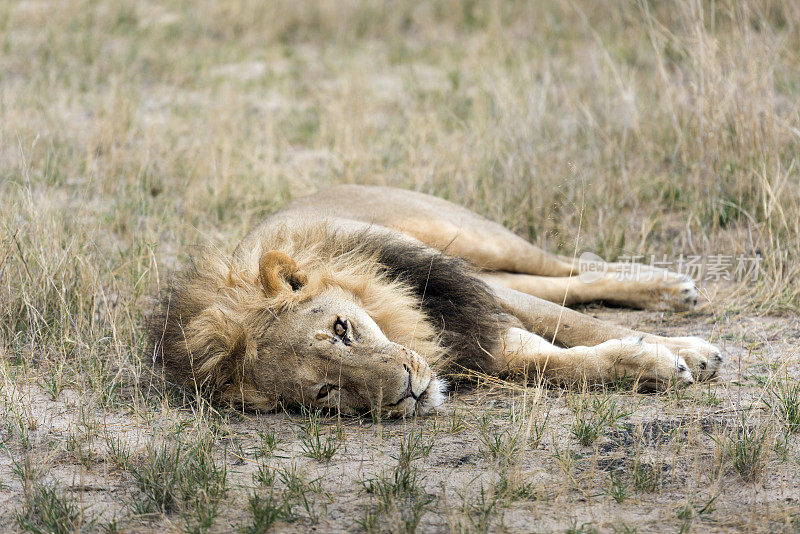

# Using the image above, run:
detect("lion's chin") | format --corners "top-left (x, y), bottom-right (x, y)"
top-left (415, 376), bottom-right (447, 415)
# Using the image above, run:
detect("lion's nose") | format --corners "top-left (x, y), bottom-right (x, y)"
top-left (386, 365), bottom-right (417, 406)
top-left (378, 343), bottom-right (432, 407)
top-left (401, 365), bottom-right (419, 401)
top-left (403, 361), bottom-right (432, 400)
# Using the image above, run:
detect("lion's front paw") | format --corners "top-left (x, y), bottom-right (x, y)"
top-left (659, 336), bottom-right (723, 381)
top-left (602, 336), bottom-right (693, 389)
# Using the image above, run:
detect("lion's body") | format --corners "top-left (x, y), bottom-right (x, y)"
top-left (150, 185), bottom-right (722, 415)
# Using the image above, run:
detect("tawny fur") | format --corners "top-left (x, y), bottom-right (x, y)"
top-left (149, 185), bottom-right (722, 413)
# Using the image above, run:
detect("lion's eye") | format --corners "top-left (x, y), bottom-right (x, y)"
top-left (333, 318), bottom-right (348, 338)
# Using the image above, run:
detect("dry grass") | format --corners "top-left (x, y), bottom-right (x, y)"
top-left (1, 0), bottom-right (799, 532)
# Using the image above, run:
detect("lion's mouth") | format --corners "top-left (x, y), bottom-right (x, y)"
top-left (385, 365), bottom-right (420, 407)
top-left (384, 373), bottom-right (446, 416)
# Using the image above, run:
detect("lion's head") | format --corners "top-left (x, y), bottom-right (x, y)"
top-left (150, 227), bottom-right (447, 417)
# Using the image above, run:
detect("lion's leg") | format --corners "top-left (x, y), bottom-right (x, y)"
top-left (487, 283), bottom-right (722, 381)
top-left (477, 270), bottom-right (699, 311)
top-left (406, 221), bottom-right (701, 309)
top-left (411, 221), bottom-right (577, 276)
top-left (493, 326), bottom-right (692, 389)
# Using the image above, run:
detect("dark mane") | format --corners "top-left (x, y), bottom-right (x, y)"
top-left (353, 232), bottom-right (516, 373)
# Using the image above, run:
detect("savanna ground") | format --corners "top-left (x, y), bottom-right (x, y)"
top-left (1, 1), bottom-right (800, 532)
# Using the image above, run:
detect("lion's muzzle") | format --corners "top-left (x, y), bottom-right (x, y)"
top-left (379, 345), bottom-right (444, 416)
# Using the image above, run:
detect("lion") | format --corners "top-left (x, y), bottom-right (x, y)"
top-left (149, 185), bottom-right (722, 417)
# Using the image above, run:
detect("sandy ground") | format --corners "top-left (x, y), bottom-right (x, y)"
top-left (2, 297), bottom-right (798, 533)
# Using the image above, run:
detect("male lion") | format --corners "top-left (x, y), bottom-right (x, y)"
top-left (150, 185), bottom-right (722, 416)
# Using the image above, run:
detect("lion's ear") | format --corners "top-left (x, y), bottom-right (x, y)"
top-left (259, 250), bottom-right (307, 296)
